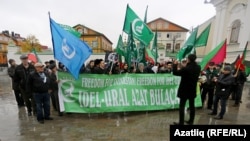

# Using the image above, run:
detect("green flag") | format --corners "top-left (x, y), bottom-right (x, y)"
top-left (151, 30), bottom-right (158, 64)
top-left (194, 23), bottom-right (211, 47)
top-left (59, 24), bottom-right (81, 38)
top-left (115, 35), bottom-right (126, 57)
top-left (244, 60), bottom-right (250, 76)
top-left (126, 23), bottom-right (137, 68)
top-left (123, 4), bottom-right (154, 46)
top-left (137, 5), bottom-right (148, 65)
top-left (32, 48), bottom-right (42, 63)
top-left (176, 27), bottom-right (198, 60)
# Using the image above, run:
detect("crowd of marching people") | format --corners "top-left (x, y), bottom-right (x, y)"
top-left (7, 54), bottom-right (249, 124)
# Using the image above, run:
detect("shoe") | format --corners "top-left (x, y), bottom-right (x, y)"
top-left (173, 122), bottom-right (184, 125)
top-left (58, 112), bottom-right (63, 116)
top-left (173, 122), bottom-right (180, 125)
top-left (28, 112), bottom-right (32, 116)
top-left (214, 116), bottom-right (223, 120)
top-left (207, 107), bottom-right (212, 110)
top-left (38, 120), bottom-right (44, 124)
top-left (44, 117), bottom-right (53, 120)
top-left (185, 120), bottom-right (193, 125)
top-left (233, 104), bottom-right (239, 107)
top-left (208, 112), bottom-right (217, 115)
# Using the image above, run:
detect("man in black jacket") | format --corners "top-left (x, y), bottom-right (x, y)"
top-left (209, 65), bottom-right (234, 119)
top-left (8, 59), bottom-right (25, 107)
top-left (27, 63), bottom-right (53, 124)
top-left (14, 55), bottom-right (36, 116)
top-left (201, 62), bottom-right (218, 109)
top-left (232, 67), bottom-right (247, 107)
top-left (49, 64), bottom-right (63, 116)
top-left (172, 54), bottom-right (201, 125)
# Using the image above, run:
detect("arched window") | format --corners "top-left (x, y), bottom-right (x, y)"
top-left (230, 20), bottom-right (241, 43)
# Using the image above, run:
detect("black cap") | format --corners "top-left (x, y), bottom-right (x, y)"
top-left (20, 54), bottom-right (28, 59)
top-left (8, 59), bottom-right (14, 64)
top-left (223, 65), bottom-right (232, 72)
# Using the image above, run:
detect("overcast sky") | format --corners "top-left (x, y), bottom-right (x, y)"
top-left (1, 0), bottom-right (215, 48)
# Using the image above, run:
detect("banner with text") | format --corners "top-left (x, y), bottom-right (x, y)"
top-left (58, 72), bottom-right (202, 113)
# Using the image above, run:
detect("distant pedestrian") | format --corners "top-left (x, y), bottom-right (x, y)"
top-left (8, 59), bottom-right (25, 107)
top-left (172, 54), bottom-right (201, 125)
top-left (49, 64), bottom-right (63, 116)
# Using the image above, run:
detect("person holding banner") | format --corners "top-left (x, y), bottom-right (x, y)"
top-left (172, 54), bottom-right (201, 125)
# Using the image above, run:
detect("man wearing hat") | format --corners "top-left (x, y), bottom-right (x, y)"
top-left (201, 62), bottom-right (218, 110)
top-left (14, 54), bottom-right (36, 116)
top-left (48, 64), bottom-right (63, 116)
top-left (209, 65), bottom-right (234, 119)
top-left (8, 59), bottom-right (25, 107)
top-left (27, 62), bottom-right (53, 124)
top-left (172, 54), bottom-right (201, 125)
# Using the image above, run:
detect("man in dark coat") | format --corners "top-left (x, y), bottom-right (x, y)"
top-left (14, 55), bottom-right (36, 116)
top-left (209, 65), bottom-right (234, 119)
top-left (8, 59), bottom-right (25, 107)
top-left (201, 62), bottom-right (218, 109)
top-left (231, 67), bottom-right (247, 106)
top-left (27, 63), bottom-right (53, 124)
top-left (172, 54), bottom-right (201, 125)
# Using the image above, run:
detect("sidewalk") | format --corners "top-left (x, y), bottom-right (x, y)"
top-left (0, 75), bottom-right (250, 141)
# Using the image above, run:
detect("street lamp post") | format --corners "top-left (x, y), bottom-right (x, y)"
top-left (172, 34), bottom-right (178, 53)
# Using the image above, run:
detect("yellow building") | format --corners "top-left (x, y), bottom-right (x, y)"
top-left (73, 24), bottom-right (113, 54)
top-left (0, 31), bottom-right (25, 66)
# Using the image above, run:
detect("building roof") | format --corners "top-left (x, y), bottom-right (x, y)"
top-left (147, 17), bottom-right (189, 32)
top-left (73, 24), bottom-right (113, 44)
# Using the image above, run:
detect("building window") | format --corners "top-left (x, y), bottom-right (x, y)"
top-left (175, 43), bottom-right (180, 50)
top-left (157, 32), bottom-right (161, 38)
top-left (164, 23), bottom-right (169, 29)
top-left (92, 41), bottom-right (98, 48)
top-left (157, 23), bottom-right (162, 29)
top-left (230, 20), bottom-right (241, 43)
top-left (166, 43), bottom-right (171, 50)
top-left (151, 23), bottom-right (156, 29)
top-left (167, 33), bottom-right (171, 38)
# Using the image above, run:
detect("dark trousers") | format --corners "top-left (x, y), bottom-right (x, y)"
top-left (179, 97), bottom-right (195, 125)
top-left (235, 84), bottom-right (244, 104)
top-left (50, 91), bottom-right (57, 111)
top-left (52, 90), bottom-right (63, 115)
top-left (33, 93), bottom-right (51, 121)
top-left (201, 87), bottom-right (214, 109)
top-left (13, 89), bottom-right (25, 106)
top-left (20, 88), bottom-right (36, 113)
top-left (212, 95), bottom-right (227, 118)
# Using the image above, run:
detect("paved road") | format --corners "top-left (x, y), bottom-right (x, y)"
top-left (0, 75), bottom-right (250, 141)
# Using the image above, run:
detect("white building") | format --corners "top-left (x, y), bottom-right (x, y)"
top-left (197, 0), bottom-right (250, 63)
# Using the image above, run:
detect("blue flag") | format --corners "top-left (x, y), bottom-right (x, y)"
top-left (49, 18), bottom-right (92, 79)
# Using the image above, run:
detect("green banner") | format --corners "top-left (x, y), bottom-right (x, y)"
top-left (58, 72), bottom-right (202, 113)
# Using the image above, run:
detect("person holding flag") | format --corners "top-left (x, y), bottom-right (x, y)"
top-left (49, 16), bottom-right (92, 79)
top-left (231, 41), bottom-right (248, 107)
